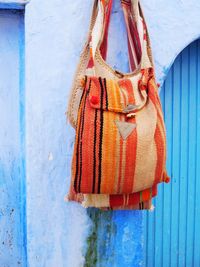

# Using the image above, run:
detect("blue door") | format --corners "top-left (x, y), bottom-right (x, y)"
top-left (144, 39), bottom-right (200, 267)
top-left (0, 10), bottom-right (26, 266)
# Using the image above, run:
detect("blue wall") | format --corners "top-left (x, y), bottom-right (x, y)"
top-left (0, 9), bottom-right (26, 266)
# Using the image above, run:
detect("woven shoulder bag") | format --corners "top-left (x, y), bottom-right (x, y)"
top-left (66, 0), bottom-right (170, 210)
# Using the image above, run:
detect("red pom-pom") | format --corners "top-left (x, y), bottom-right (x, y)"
top-left (165, 176), bottom-right (170, 183)
top-left (90, 95), bottom-right (99, 105)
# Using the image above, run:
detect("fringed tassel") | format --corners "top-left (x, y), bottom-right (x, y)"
top-left (162, 169), bottom-right (170, 183)
top-left (81, 194), bottom-right (110, 208)
top-left (149, 204), bottom-right (155, 212)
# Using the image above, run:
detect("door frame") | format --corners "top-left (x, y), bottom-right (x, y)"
top-left (0, 0), bottom-right (28, 10)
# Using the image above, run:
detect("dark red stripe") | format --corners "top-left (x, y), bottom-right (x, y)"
top-left (98, 78), bottom-right (104, 193)
top-left (103, 78), bottom-right (108, 110)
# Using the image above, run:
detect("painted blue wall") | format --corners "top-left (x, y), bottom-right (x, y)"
top-left (0, 9), bottom-right (26, 266)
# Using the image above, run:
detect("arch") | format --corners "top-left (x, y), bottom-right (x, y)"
top-left (140, 0), bottom-right (200, 84)
top-left (144, 38), bottom-right (200, 267)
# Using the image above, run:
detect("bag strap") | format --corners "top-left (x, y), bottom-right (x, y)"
top-left (121, 0), bottom-right (142, 71)
top-left (87, 0), bottom-right (113, 68)
top-left (89, 0), bottom-right (153, 77)
top-left (88, 0), bottom-right (141, 71)
top-left (99, 0), bottom-right (113, 60)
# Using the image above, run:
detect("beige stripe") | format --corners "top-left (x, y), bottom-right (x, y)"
top-left (129, 69), bottom-right (142, 86)
top-left (126, 194), bottom-right (129, 206)
top-left (133, 98), bottom-right (157, 192)
top-left (130, 72), bottom-right (147, 106)
top-left (123, 195), bottom-right (126, 207)
top-left (91, 0), bottom-right (104, 60)
top-left (82, 194), bottom-right (109, 208)
top-left (119, 139), bottom-right (127, 193)
top-left (101, 110), bottom-right (118, 193)
top-left (119, 86), bottom-right (127, 108)
top-left (157, 118), bottom-right (167, 182)
top-left (112, 80), bottom-right (120, 108)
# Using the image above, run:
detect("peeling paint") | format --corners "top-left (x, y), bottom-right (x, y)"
top-left (85, 210), bottom-right (116, 267)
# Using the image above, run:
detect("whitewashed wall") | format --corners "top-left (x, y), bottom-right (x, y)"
top-left (25, 0), bottom-right (200, 266)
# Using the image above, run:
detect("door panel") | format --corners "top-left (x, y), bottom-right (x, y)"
top-left (144, 39), bottom-right (200, 267)
top-left (0, 10), bottom-right (26, 266)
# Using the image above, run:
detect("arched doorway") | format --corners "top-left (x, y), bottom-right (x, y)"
top-left (144, 39), bottom-right (200, 267)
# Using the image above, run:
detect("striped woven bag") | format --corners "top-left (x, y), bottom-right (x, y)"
top-left (66, 0), bottom-right (170, 210)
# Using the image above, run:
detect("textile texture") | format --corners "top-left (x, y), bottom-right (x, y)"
top-left (72, 74), bottom-right (167, 195)
top-left (66, 0), bottom-right (170, 210)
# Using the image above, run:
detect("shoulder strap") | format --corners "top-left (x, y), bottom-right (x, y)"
top-left (89, 0), bottom-right (154, 76)
top-left (87, 0), bottom-right (113, 68)
top-left (89, 0), bottom-right (141, 70)
top-left (121, 0), bottom-right (142, 71)
top-left (138, 3), bottom-right (155, 70)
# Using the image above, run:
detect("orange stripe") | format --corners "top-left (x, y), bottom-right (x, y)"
top-left (107, 80), bottom-right (122, 111)
top-left (93, 110), bottom-right (101, 192)
top-left (101, 111), bottom-right (118, 193)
